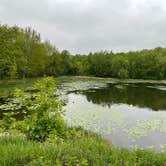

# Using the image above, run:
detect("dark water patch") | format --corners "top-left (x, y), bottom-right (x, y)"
top-left (80, 84), bottom-right (166, 111)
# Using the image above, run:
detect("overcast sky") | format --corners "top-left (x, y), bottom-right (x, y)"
top-left (0, 0), bottom-right (166, 54)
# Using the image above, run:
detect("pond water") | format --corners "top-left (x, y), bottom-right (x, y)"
top-left (1, 77), bottom-right (166, 151)
top-left (63, 83), bottom-right (166, 151)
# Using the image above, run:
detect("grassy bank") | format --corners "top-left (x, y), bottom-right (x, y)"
top-left (1, 131), bottom-right (166, 166)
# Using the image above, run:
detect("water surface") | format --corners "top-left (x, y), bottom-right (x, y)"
top-left (1, 78), bottom-right (166, 151)
top-left (64, 83), bottom-right (166, 151)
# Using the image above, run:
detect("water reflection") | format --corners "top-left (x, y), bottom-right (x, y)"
top-left (80, 84), bottom-right (166, 111)
top-left (64, 90), bottom-right (166, 151)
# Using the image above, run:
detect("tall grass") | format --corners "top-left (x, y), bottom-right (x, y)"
top-left (1, 131), bottom-right (166, 166)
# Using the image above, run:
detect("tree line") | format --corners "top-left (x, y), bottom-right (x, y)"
top-left (1, 24), bottom-right (166, 80)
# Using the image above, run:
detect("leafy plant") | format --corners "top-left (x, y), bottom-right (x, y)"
top-left (21, 77), bottom-right (66, 141)
top-left (0, 112), bottom-right (16, 131)
top-left (1, 77), bottom-right (66, 142)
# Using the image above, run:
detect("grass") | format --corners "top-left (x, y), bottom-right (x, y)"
top-left (1, 129), bottom-right (166, 166)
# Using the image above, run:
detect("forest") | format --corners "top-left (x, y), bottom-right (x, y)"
top-left (1, 24), bottom-right (166, 80)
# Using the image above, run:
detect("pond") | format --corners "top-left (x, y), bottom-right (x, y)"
top-left (63, 82), bottom-right (166, 152)
top-left (1, 77), bottom-right (166, 151)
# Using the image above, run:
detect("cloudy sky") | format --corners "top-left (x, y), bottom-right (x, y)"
top-left (0, 0), bottom-right (166, 54)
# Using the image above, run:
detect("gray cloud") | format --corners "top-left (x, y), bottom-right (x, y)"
top-left (0, 0), bottom-right (166, 54)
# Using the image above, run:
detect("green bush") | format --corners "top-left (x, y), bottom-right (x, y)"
top-left (1, 77), bottom-right (66, 141)
top-left (19, 77), bottom-right (66, 141)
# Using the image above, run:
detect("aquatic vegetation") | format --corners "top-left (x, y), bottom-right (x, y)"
top-left (159, 120), bottom-right (166, 134)
top-left (59, 80), bottom-right (107, 94)
top-left (124, 118), bottom-right (166, 140)
top-left (64, 101), bottom-right (127, 136)
top-left (125, 120), bottom-right (162, 139)
top-left (160, 144), bottom-right (166, 152)
top-left (64, 91), bottom-right (166, 151)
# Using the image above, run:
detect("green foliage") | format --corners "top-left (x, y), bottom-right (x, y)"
top-left (1, 133), bottom-right (166, 166)
top-left (1, 24), bottom-right (166, 80)
top-left (88, 51), bottom-right (113, 77)
top-left (0, 112), bottom-right (16, 131)
top-left (18, 77), bottom-right (66, 141)
top-left (111, 55), bottom-right (129, 78)
top-left (0, 25), bottom-right (54, 78)
top-left (1, 77), bottom-right (66, 142)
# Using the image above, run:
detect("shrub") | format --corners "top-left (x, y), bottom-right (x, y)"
top-left (1, 77), bottom-right (66, 142)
